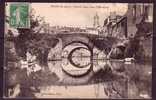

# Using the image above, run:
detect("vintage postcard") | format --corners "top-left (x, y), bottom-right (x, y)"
top-left (4, 3), bottom-right (153, 99)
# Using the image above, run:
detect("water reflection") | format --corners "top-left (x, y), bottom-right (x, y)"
top-left (6, 40), bottom-right (151, 99)
top-left (35, 59), bottom-right (151, 99)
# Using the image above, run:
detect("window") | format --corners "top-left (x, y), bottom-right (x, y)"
top-left (132, 5), bottom-right (136, 23)
top-left (144, 6), bottom-right (149, 21)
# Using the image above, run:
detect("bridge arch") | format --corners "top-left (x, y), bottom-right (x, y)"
top-left (57, 33), bottom-right (94, 50)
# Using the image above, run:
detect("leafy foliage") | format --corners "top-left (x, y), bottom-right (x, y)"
top-left (14, 9), bottom-right (59, 64)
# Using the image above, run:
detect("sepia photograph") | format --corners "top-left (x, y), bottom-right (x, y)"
top-left (4, 3), bottom-right (153, 99)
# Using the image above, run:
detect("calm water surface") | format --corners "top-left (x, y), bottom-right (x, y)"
top-left (33, 58), bottom-right (152, 99)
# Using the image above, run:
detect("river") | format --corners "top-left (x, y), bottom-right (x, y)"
top-left (31, 58), bottom-right (152, 99)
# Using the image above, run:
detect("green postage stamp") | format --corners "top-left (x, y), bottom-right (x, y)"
top-left (9, 3), bottom-right (30, 28)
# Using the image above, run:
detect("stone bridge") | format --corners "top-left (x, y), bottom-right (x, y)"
top-left (56, 32), bottom-right (121, 55)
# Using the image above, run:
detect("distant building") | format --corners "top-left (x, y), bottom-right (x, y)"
top-left (93, 12), bottom-right (100, 28)
top-left (102, 11), bottom-right (127, 39)
top-left (43, 23), bottom-right (50, 33)
top-left (126, 3), bottom-right (153, 37)
top-left (101, 3), bottom-right (153, 39)
top-left (129, 3), bottom-right (153, 23)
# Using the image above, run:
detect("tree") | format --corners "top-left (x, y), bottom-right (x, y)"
top-left (14, 8), bottom-right (59, 64)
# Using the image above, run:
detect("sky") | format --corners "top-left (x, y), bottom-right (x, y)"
top-left (6, 3), bottom-right (128, 27)
top-left (31, 3), bottom-right (128, 27)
